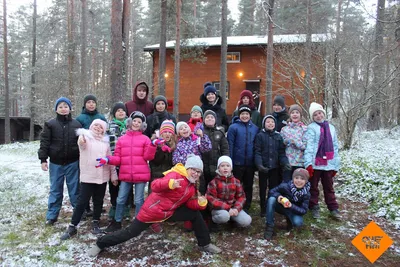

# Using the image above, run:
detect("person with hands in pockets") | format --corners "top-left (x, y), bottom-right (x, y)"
top-left (87, 154), bottom-right (222, 257)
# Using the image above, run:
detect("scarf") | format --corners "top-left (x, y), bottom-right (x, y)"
top-left (315, 121), bottom-right (334, 166)
top-left (290, 181), bottom-right (311, 202)
top-left (113, 118), bottom-right (126, 133)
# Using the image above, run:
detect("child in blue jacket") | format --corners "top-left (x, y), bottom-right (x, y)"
top-left (264, 168), bottom-right (310, 240)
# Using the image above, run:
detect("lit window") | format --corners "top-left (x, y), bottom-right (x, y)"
top-left (227, 52), bottom-right (240, 63)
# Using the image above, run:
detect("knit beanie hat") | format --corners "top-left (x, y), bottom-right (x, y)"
top-left (217, 156), bottom-right (233, 169)
top-left (309, 102), bottom-right (326, 121)
top-left (153, 95), bottom-right (168, 109)
top-left (273, 95), bottom-right (285, 108)
top-left (185, 154), bottom-right (203, 171)
top-left (112, 102), bottom-right (127, 118)
top-left (262, 114), bottom-right (276, 129)
top-left (203, 81), bottom-right (213, 89)
top-left (240, 90), bottom-right (253, 100)
top-left (203, 110), bottom-right (217, 120)
top-left (289, 104), bottom-right (302, 116)
top-left (293, 168), bottom-right (310, 181)
top-left (160, 120), bottom-right (175, 135)
top-left (176, 121), bottom-right (190, 133)
top-left (83, 94), bottom-right (97, 105)
top-left (191, 105), bottom-right (203, 116)
top-left (238, 104), bottom-right (252, 116)
top-left (204, 85), bottom-right (217, 96)
top-left (126, 111), bottom-right (147, 131)
top-left (89, 119), bottom-right (107, 133)
top-left (54, 97), bottom-right (72, 111)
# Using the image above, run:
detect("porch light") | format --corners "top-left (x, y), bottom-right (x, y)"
top-left (164, 73), bottom-right (169, 78)
top-left (238, 72), bottom-right (243, 77)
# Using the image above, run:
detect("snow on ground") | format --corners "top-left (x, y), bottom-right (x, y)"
top-left (0, 129), bottom-right (399, 266)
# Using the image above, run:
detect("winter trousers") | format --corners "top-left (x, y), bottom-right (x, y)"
top-left (96, 206), bottom-right (211, 249)
top-left (309, 170), bottom-right (339, 211)
top-left (46, 161), bottom-right (79, 221)
top-left (211, 210), bottom-right (252, 227)
top-left (71, 182), bottom-right (107, 225)
top-left (258, 168), bottom-right (281, 211)
top-left (266, 197), bottom-right (304, 227)
top-left (233, 165), bottom-right (255, 211)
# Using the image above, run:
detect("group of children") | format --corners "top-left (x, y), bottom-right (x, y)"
top-left (38, 82), bottom-right (340, 256)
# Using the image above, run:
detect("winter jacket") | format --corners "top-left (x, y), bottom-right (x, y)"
top-left (107, 118), bottom-right (127, 154)
top-left (268, 182), bottom-right (311, 215)
top-left (232, 108), bottom-right (262, 129)
top-left (76, 109), bottom-right (106, 129)
top-left (137, 164), bottom-right (207, 223)
top-left (304, 122), bottom-right (340, 171)
top-left (206, 174), bottom-right (245, 212)
top-left (38, 114), bottom-right (81, 165)
top-left (200, 94), bottom-right (229, 132)
top-left (107, 130), bottom-right (157, 183)
top-left (172, 134), bottom-right (212, 165)
top-left (188, 118), bottom-right (203, 132)
top-left (149, 147), bottom-right (174, 180)
top-left (227, 117), bottom-right (259, 166)
top-left (255, 129), bottom-right (289, 169)
top-left (271, 109), bottom-right (289, 132)
top-left (280, 122), bottom-right (307, 167)
top-left (202, 124), bottom-right (229, 176)
top-left (145, 111), bottom-right (176, 137)
top-left (77, 129), bottom-right (118, 184)
top-left (125, 81), bottom-right (154, 116)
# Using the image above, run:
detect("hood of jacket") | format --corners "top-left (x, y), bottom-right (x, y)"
top-left (132, 81), bottom-right (150, 103)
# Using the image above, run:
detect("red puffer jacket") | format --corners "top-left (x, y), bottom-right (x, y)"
top-left (137, 164), bottom-right (207, 223)
top-left (107, 130), bottom-right (156, 183)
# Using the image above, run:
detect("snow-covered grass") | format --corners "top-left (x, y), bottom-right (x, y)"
top-left (337, 128), bottom-right (400, 229)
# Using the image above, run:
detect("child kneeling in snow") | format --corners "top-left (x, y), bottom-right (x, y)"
top-left (264, 168), bottom-right (310, 240)
top-left (87, 155), bottom-right (221, 257)
top-left (206, 156), bottom-right (252, 230)
top-left (61, 119), bottom-right (118, 240)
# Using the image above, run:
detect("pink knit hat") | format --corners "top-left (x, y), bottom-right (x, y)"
top-left (90, 119), bottom-right (107, 133)
top-left (160, 120), bottom-right (175, 135)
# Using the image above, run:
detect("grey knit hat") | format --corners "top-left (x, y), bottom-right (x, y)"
top-left (153, 95), bottom-right (168, 109)
top-left (273, 95), bottom-right (285, 108)
top-left (203, 110), bottom-right (217, 120)
top-left (185, 154), bottom-right (203, 171)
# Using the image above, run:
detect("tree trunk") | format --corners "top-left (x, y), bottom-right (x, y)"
top-left (159, 0), bottom-right (167, 96)
top-left (219, 0), bottom-right (228, 109)
top-left (396, 4), bottom-right (400, 123)
top-left (80, 0), bottom-right (87, 93)
top-left (367, 0), bottom-right (385, 130)
top-left (111, 0), bottom-right (124, 104)
top-left (173, 0), bottom-right (182, 117)
top-left (304, 0), bottom-right (312, 109)
top-left (332, 0), bottom-right (342, 118)
top-left (122, 0), bottom-right (130, 101)
top-left (67, 0), bottom-right (75, 105)
top-left (3, 0), bottom-right (10, 143)
top-left (193, 0), bottom-right (197, 31)
top-left (265, 0), bottom-right (275, 114)
top-left (29, 0), bottom-right (37, 141)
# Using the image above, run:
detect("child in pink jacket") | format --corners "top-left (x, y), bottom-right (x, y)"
top-left (61, 119), bottom-right (118, 240)
top-left (97, 111), bottom-right (160, 232)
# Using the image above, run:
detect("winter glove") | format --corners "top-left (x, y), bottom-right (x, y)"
top-left (151, 138), bottom-right (166, 146)
top-left (306, 165), bottom-right (314, 177)
top-left (96, 157), bottom-right (109, 168)
top-left (283, 164), bottom-right (292, 171)
top-left (257, 165), bottom-right (269, 173)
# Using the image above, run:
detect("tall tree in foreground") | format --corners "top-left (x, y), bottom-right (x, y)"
top-left (173, 0), bottom-right (182, 117)
top-left (80, 0), bottom-right (88, 93)
top-left (110, 0), bottom-right (124, 104)
top-left (264, 0), bottom-right (275, 114)
top-left (303, 0), bottom-right (312, 110)
top-left (158, 0), bottom-right (167, 95)
top-left (29, 0), bottom-right (37, 141)
top-left (122, 0), bottom-right (130, 100)
top-left (67, 0), bottom-right (75, 104)
top-left (332, 0), bottom-right (342, 118)
top-left (219, 0), bottom-right (228, 109)
top-left (3, 0), bottom-right (10, 143)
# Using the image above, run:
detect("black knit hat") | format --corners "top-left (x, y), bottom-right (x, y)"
top-left (273, 95), bottom-right (285, 108)
top-left (238, 104), bottom-right (252, 116)
top-left (112, 102), bottom-right (127, 118)
top-left (83, 94), bottom-right (97, 105)
top-left (153, 95), bottom-right (168, 109)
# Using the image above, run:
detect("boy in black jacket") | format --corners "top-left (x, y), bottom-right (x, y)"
top-left (38, 97), bottom-right (82, 226)
top-left (255, 115), bottom-right (291, 217)
top-left (264, 168), bottom-right (311, 240)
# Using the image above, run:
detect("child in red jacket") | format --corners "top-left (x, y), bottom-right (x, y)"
top-left (206, 156), bottom-right (252, 230)
top-left (187, 105), bottom-right (203, 131)
top-left (87, 155), bottom-right (222, 257)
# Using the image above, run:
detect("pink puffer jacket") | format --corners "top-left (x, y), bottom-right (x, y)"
top-left (108, 130), bottom-right (156, 183)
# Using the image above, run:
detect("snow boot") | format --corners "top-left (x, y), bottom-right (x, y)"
top-left (199, 243), bottom-right (222, 254)
top-left (264, 224), bottom-right (274, 240)
top-left (88, 244), bottom-right (102, 257)
top-left (104, 220), bottom-right (121, 233)
top-left (60, 225), bottom-right (77, 240)
top-left (92, 220), bottom-right (102, 235)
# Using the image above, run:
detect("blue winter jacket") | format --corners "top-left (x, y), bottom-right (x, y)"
top-left (255, 129), bottom-right (288, 169)
top-left (304, 122), bottom-right (340, 171)
top-left (227, 117), bottom-right (259, 166)
top-left (76, 108), bottom-right (107, 129)
top-left (268, 182), bottom-right (310, 215)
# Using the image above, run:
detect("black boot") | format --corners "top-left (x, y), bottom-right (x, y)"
top-left (264, 224), bottom-right (274, 240)
top-left (286, 217), bottom-right (293, 231)
top-left (92, 220), bottom-right (102, 234)
top-left (60, 225), bottom-right (77, 240)
top-left (104, 220), bottom-right (122, 233)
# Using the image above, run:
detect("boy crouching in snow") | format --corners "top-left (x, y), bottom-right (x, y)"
top-left (264, 168), bottom-right (310, 240)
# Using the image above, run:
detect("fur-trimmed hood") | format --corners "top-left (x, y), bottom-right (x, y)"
top-left (76, 128), bottom-right (109, 143)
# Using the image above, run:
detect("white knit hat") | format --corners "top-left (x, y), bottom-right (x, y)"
top-left (176, 121), bottom-right (190, 133)
top-left (309, 102), bottom-right (326, 121)
top-left (184, 154), bottom-right (203, 171)
top-left (217, 156), bottom-right (232, 169)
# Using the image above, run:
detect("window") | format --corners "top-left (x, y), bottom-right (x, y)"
top-left (227, 52), bottom-right (240, 63)
top-left (212, 81), bottom-right (230, 100)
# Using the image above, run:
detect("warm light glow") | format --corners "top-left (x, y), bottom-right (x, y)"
top-left (164, 73), bottom-right (168, 78)
top-left (238, 72), bottom-right (243, 77)
top-left (300, 69), bottom-right (305, 78)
